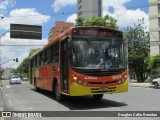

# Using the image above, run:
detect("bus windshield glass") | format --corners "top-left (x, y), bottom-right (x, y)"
top-left (71, 37), bottom-right (126, 70)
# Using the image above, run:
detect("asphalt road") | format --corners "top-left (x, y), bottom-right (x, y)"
top-left (0, 80), bottom-right (160, 120)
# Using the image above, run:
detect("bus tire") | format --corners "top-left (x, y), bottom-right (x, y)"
top-left (55, 81), bottom-right (64, 102)
top-left (92, 94), bottom-right (103, 100)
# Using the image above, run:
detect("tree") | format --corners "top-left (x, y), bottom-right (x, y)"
top-left (146, 54), bottom-right (160, 79)
top-left (16, 48), bottom-right (40, 77)
top-left (75, 15), bottom-right (118, 29)
top-left (0, 69), bottom-right (4, 79)
top-left (124, 18), bottom-right (150, 82)
top-left (29, 48), bottom-right (40, 57)
top-left (76, 16), bottom-right (85, 26)
top-left (17, 57), bottom-right (29, 77)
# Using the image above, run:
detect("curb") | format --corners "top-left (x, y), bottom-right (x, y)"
top-left (129, 84), bottom-right (160, 89)
top-left (0, 81), bottom-right (4, 120)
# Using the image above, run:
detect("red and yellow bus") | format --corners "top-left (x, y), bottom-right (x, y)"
top-left (29, 26), bottom-right (128, 101)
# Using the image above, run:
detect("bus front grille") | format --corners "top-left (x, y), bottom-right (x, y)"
top-left (91, 87), bottom-right (116, 93)
top-left (89, 80), bottom-right (117, 85)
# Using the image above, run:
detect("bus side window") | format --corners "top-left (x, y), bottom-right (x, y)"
top-left (50, 45), bottom-right (54, 63)
top-left (37, 55), bottom-right (40, 67)
top-left (39, 53), bottom-right (42, 66)
top-left (41, 51), bottom-right (45, 65)
top-left (46, 47), bottom-right (51, 64)
top-left (51, 42), bottom-right (59, 63)
top-left (34, 55), bottom-right (37, 67)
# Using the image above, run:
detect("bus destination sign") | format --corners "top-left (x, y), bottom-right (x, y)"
top-left (73, 28), bottom-right (122, 38)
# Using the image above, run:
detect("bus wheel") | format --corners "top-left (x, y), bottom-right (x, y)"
top-left (55, 82), bottom-right (63, 102)
top-left (92, 94), bottom-right (103, 100)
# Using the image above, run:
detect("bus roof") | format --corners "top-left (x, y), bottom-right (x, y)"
top-left (29, 26), bottom-right (122, 59)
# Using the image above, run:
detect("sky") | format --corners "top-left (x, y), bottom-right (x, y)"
top-left (0, 0), bottom-right (149, 68)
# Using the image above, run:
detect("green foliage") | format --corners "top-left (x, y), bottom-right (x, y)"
top-left (76, 16), bottom-right (85, 26)
top-left (75, 15), bottom-right (118, 29)
top-left (17, 57), bottom-right (29, 77)
top-left (0, 69), bottom-right (4, 79)
top-left (123, 18), bottom-right (150, 82)
top-left (29, 48), bottom-right (40, 57)
top-left (146, 54), bottom-right (160, 79)
top-left (16, 48), bottom-right (40, 77)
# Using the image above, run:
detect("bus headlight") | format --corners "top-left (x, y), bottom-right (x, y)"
top-left (73, 77), bottom-right (77, 81)
top-left (118, 77), bottom-right (127, 84)
top-left (78, 80), bottom-right (82, 84)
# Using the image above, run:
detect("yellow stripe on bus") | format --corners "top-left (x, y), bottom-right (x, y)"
top-left (70, 79), bottom-right (128, 96)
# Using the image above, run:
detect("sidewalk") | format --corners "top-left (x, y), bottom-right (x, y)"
top-left (0, 81), bottom-right (4, 120)
top-left (129, 82), bottom-right (159, 89)
top-left (0, 95), bottom-right (4, 120)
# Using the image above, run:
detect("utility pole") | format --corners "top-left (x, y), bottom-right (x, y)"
top-left (0, 31), bottom-right (9, 79)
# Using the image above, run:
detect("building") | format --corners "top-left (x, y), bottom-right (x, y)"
top-left (77, 0), bottom-right (102, 19)
top-left (48, 21), bottom-right (74, 41)
top-left (149, 0), bottom-right (160, 56)
top-left (1, 67), bottom-right (12, 79)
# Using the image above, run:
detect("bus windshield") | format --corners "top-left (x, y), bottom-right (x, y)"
top-left (71, 37), bottom-right (126, 70)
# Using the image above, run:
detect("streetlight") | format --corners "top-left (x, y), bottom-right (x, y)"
top-left (0, 30), bottom-right (9, 69)
top-left (1, 58), bottom-right (18, 65)
top-left (0, 52), bottom-right (14, 63)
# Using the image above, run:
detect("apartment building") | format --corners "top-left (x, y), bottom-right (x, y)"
top-left (149, 0), bottom-right (160, 56)
top-left (48, 21), bottom-right (74, 41)
top-left (77, 0), bottom-right (102, 19)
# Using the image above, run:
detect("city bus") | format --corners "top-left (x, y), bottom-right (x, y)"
top-left (29, 26), bottom-right (128, 101)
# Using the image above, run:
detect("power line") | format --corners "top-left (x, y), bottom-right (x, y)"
top-left (0, 5), bottom-right (149, 21)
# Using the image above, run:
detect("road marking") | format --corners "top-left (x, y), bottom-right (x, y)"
top-left (6, 85), bottom-right (11, 89)
top-left (26, 107), bottom-right (33, 110)
top-left (5, 94), bottom-right (8, 96)
top-left (8, 100), bottom-right (12, 106)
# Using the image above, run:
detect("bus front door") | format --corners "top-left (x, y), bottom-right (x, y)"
top-left (60, 40), bottom-right (69, 93)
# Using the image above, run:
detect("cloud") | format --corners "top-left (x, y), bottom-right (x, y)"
top-left (65, 0), bottom-right (149, 29)
top-left (0, 0), bottom-right (16, 11)
top-left (0, 8), bottom-right (50, 68)
top-left (66, 13), bottom-right (77, 24)
top-left (103, 0), bottom-right (149, 29)
top-left (52, 0), bottom-right (77, 12)
top-left (1, 32), bottom-right (47, 68)
top-left (0, 8), bottom-right (51, 30)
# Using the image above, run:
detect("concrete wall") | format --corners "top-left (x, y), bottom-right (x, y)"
top-left (149, 0), bottom-right (160, 56)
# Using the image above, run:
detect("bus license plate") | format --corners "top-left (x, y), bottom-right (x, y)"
top-left (99, 87), bottom-right (108, 91)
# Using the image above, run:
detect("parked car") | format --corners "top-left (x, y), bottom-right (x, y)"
top-left (22, 77), bottom-right (28, 81)
top-left (10, 75), bottom-right (21, 84)
top-left (152, 78), bottom-right (160, 87)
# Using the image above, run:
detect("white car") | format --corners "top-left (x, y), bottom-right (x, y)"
top-left (22, 77), bottom-right (28, 81)
top-left (10, 75), bottom-right (21, 84)
top-left (152, 78), bottom-right (160, 87)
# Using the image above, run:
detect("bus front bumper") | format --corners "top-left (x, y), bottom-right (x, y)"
top-left (69, 80), bottom-right (128, 96)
